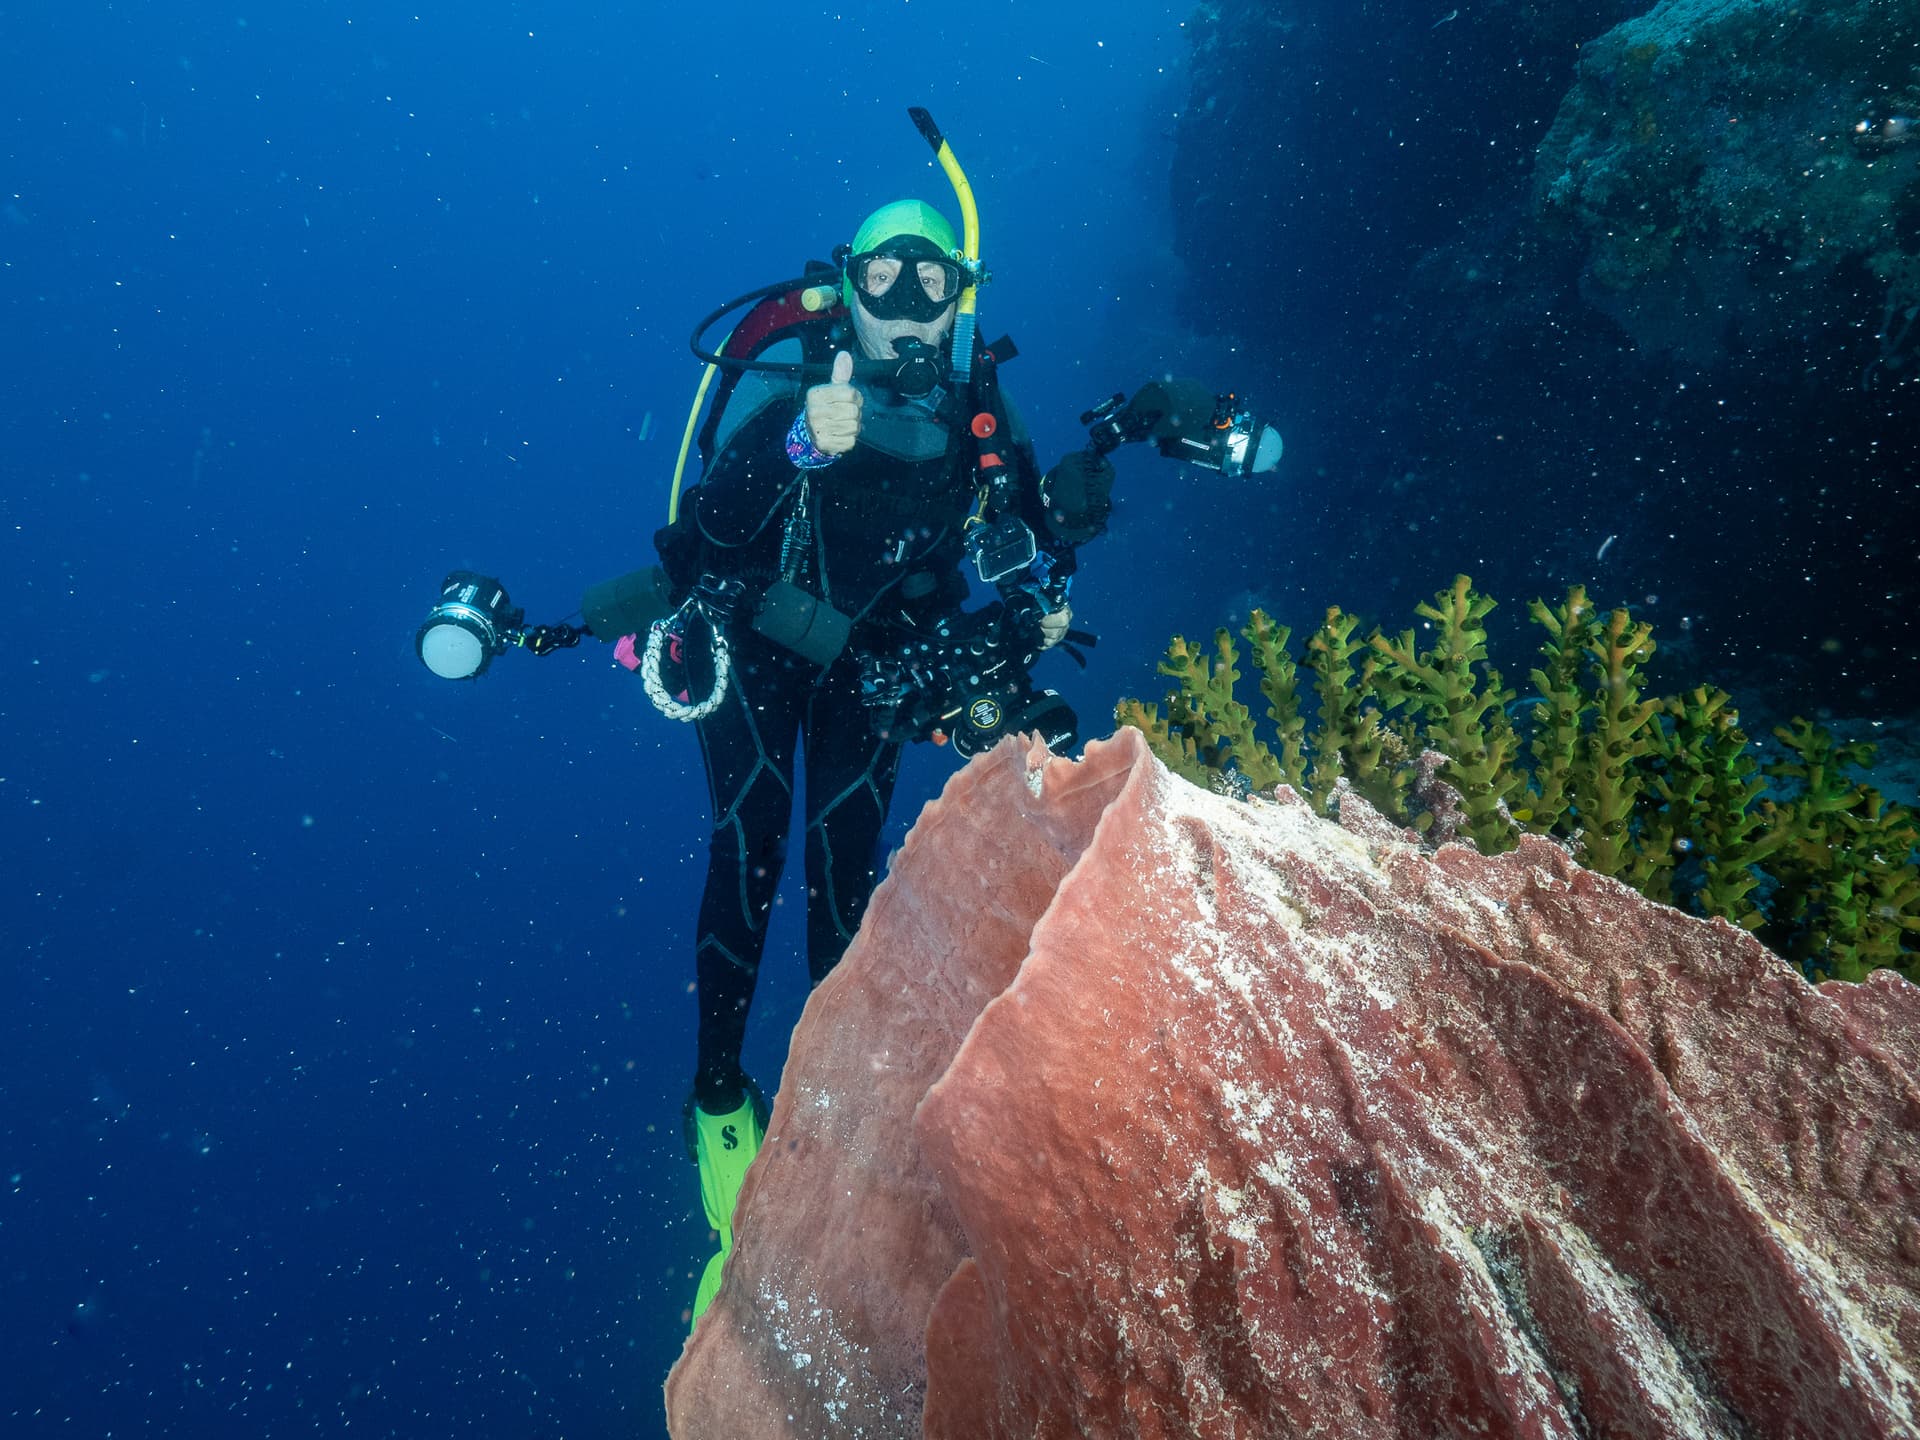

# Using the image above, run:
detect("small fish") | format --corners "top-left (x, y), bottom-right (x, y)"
top-left (1595, 533), bottom-right (1617, 562)
top-left (1431, 8), bottom-right (1459, 28)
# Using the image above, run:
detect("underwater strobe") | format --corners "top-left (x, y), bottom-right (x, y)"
top-left (1081, 380), bottom-right (1284, 479)
top-left (1194, 398), bottom-right (1286, 478)
top-left (416, 571), bottom-right (524, 680)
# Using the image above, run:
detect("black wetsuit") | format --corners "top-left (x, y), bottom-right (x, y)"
top-left (663, 315), bottom-right (1064, 1112)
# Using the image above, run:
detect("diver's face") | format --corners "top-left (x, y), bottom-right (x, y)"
top-left (850, 299), bottom-right (956, 361)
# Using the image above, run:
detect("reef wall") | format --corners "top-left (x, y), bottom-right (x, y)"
top-left (1535, 0), bottom-right (1920, 366)
top-left (1157, 0), bottom-right (1920, 716)
top-left (664, 729), bottom-right (1920, 1438)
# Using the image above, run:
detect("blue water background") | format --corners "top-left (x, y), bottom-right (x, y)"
top-left (6, 1), bottom-right (1913, 1436)
top-left (1, 4), bottom-right (1219, 1435)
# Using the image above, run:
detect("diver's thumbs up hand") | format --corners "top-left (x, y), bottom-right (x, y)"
top-left (804, 350), bottom-right (863, 457)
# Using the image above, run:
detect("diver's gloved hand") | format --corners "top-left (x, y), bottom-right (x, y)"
top-left (803, 350), bottom-right (864, 457)
top-left (1037, 604), bottom-right (1072, 650)
top-left (1040, 450), bottom-right (1117, 544)
top-left (1123, 378), bottom-right (1218, 444)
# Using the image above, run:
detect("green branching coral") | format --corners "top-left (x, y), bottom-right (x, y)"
top-left (1816, 793), bottom-right (1920, 980)
top-left (1573, 607), bottom-right (1665, 892)
top-left (1367, 576), bottom-right (1523, 854)
top-left (1303, 608), bottom-right (1357, 802)
top-left (1757, 721), bottom-right (1920, 979)
top-left (1116, 630), bottom-right (1282, 793)
top-left (1523, 586), bottom-right (1594, 837)
top-left (1660, 686), bottom-right (1774, 928)
top-left (1243, 610), bottom-right (1308, 794)
top-left (1306, 607), bottom-right (1405, 816)
top-left (1118, 576), bottom-right (1920, 983)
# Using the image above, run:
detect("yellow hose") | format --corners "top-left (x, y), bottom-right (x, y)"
top-left (668, 335), bottom-right (725, 524)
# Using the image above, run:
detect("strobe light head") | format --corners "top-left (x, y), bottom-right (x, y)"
top-left (416, 571), bottom-right (523, 680)
top-left (1215, 401), bottom-right (1285, 478)
top-left (1157, 395), bottom-right (1284, 478)
top-left (1082, 380), bottom-right (1283, 477)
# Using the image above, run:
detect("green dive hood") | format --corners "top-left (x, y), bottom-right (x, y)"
top-left (841, 198), bottom-right (960, 311)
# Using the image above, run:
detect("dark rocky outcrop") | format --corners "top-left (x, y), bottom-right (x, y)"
top-left (1157, 1), bottom-right (1920, 717)
top-left (1536, 0), bottom-right (1920, 367)
top-left (666, 729), bottom-right (1920, 1437)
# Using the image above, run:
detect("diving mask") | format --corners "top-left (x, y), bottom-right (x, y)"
top-left (848, 237), bottom-right (964, 325)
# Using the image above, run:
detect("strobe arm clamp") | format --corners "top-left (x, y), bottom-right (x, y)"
top-left (520, 622), bottom-right (589, 657)
top-left (686, 574), bottom-right (749, 626)
top-left (1080, 391), bottom-right (1152, 458)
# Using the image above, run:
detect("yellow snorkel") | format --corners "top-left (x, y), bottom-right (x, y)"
top-left (908, 107), bottom-right (982, 382)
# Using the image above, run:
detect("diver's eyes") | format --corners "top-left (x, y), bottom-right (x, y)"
top-left (915, 261), bottom-right (950, 302)
top-left (861, 257), bottom-right (903, 296)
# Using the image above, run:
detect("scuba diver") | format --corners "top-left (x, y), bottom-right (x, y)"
top-left (412, 109), bottom-right (1283, 1328)
top-left (579, 114), bottom-right (1107, 1325)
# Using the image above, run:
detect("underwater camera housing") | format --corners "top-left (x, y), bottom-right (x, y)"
top-left (944, 681), bottom-right (1077, 759)
top-left (1082, 380), bottom-right (1284, 478)
top-left (416, 571), bottom-right (524, 680)
top-left (963, 513), bottom-right (1039, 585)
top-left (858, 600), bottom-right (1079, 758)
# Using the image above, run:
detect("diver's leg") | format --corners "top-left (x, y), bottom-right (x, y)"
top-left (799, 653), bottom-right (906, 987)
top-left (689, 637), bottom-right (806, 1110)
top-left (683, 638), bottom-right (807, 1326)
